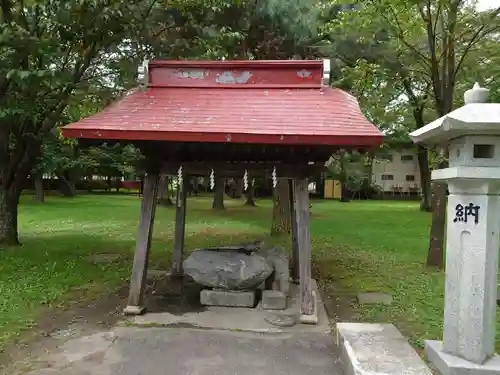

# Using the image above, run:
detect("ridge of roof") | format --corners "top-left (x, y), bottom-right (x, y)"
top-left (148, 60), bottom-right (323, 69)
top-left (147, 59), bottom-right (324, 88)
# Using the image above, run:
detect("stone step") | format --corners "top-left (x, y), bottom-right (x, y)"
top-left (336, 323), bottom-right (432, 375)
top-left (200, 289), bottom-right (256, 308)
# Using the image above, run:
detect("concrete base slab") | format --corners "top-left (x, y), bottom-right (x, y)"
top-left (299, 290), bottom-right (319, 325)
top-left (300, 313), bottom-right (319, 325)
top-left (26, 327), bottom-right (343, 375)
top-left (264, 313), bottom-right (297, 327)
top-left (262, 290), bottom-right (287, 310)
top-left (337, 323), bottom-right (432, 375)
top-left (123, 305), bottom-right (146, 316)
top-left (129, 279), bottom-right (328, 333)
top-left (426, 340), bottom-right (500, 375)
top-left (200, 289), bottom-right (255, 307)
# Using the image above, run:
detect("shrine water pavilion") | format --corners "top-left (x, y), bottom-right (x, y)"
top-left (61, 59), bottom-right (383, 322)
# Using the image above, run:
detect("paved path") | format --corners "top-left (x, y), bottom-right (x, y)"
top-left (26, 327), bottom-right (342, 375)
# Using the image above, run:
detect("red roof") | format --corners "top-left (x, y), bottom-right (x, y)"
top-left (62, 60), bottom-right (382, 146)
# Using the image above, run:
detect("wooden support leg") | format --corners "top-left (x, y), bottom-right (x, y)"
top-left (124, 170), bottom-right (160, 316)
top-left (289, 179), bottom-right (299, 284)
top-left (293, 178), bottom-right (315, 321)
top-left (171, 175), bottom-right (188, 277)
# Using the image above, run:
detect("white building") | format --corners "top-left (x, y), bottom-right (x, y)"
top-left (372, 148), bottom-right (421, 195)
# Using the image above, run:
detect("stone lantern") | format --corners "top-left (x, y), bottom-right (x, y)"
top-left (410, 83), bottom-right (500, 374)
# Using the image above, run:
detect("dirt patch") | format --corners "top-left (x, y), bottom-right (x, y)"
top-left (320, 283), bottom-right (364, 325)
top-left (147, 276), bottom-right (206, 315)
top-left (0, 275), bottom-right (209, 375)
top-left (0, 285), bottom-right (128, 375)
top-left (312, 259), bottom-right (362, 326)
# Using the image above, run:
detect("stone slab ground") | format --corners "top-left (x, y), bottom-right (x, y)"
top-left (337, 322), bottom-right (432, 375)
top-left (130, 279), bottom-right (327, 333)
top-left (9, 279), bottom-right (342, 375)
top-left (23, 327), bottom-right (342, 375)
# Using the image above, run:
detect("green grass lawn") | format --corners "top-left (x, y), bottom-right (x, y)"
top-left (0, 195), bottom-right (498, 351)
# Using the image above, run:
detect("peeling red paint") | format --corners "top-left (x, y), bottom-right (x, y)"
top-left (297, 70), bottom-right (312, 78)
top-left (174, 69), bottom-right (206, 79)
top-left (216, 71), bottom-right (252, 84)
top-left (148, 60), bottom-right (322, 88)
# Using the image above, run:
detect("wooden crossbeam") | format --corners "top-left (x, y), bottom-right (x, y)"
top-left (161, 161), bottom-right (324, 178)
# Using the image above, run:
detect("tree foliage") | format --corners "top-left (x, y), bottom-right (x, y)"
top-left (142, 0), bottom-right (324, 60)
top-left (0, 0), bottom-right (157, 245)
top-left (323, 0), bottom-right (500, 268)
top-left (326, 150), bottom-right (375, 200)
top-left (2, 0), bottom-right (499, 251)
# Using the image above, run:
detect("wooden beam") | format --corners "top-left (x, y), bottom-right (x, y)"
top-left (289, 179), bottom-right (299, 284)
top-left (293, 178), bottom-right (314, 316)
top-left (135, 140), bottom-right (336, 164)
top-left (161, 162), bottom-right (325, 178)
top-left (171, 175), bottom-right (188, 277)
top-left (124, 169), bottom-right (160, 315)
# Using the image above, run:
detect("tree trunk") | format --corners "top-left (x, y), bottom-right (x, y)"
top-left (410, 104), bottom-right (432, 212)
top-left (106, 175), bottom-right (112, 193)
top-left (188, 177), bottom-right (197, 196)
top-left (56, 171), bottom-right (76, 197)
top-left (34, 172), bottom-right (45, 203)
top-left (0, 186), bottom-right (21, 246)
top-left (212, 176), bottom-right (225, 210)
top-left (271, 179), bottom-right (291, 235)
top-left (0, 126), bottom-right (41, 247)
top-left (165, 177), bottom-right (171, 201)
top-left (232, 178), bottom-right (244, 198)
top-left (365, 153), bottom-right (375, 198)
top-left (87, 174), bottom-right (93, 193)
top-left (245, 182), bottom-right (256, 206)
top-left (427, 182), bottom-right (447, 269)
top-left (314, 173), bottom-right (324, 198)
top-left (417, 145), bottom-right (432, 212)
top-left (338, 151), bottom-right (351, 202)
top-left (139, 176), bottom-right (144, 197)
top-left (158, 175), bottom-right (173, 206)
top-left (340, 182), bottom-right (351, 202)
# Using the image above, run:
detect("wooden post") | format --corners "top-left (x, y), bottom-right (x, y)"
top-left (289, 179), bottom-right (299, 283)
top-left (271, 179), bottom-right (292, 235)
top-left (293, 178), bottom-right (314, 317)
top-left (124, 169), bottom-right (160, 315)
top-left (172, 175), bottom-right (188, 277)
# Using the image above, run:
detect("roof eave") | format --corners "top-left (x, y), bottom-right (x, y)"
top-left (410, 103), bottom-right (500, 145)
top-left (409, 116), bottom-right (447, 144)
top-left (61, 127), bottom-right (383, 147)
